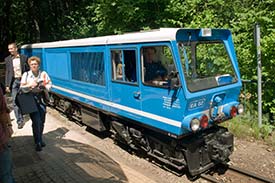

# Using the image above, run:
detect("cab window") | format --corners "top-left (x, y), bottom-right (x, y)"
top-left (178, 41), bottom-right (237, 92)
top-left (141, 45), bottom-right (176, 87)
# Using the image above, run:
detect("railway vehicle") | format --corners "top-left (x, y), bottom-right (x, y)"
top-left (20, 28), bottom-right (243, 176)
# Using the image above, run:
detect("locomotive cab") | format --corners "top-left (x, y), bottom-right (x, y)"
top-left (172, 28), bottom-right (243, 175)
top-left (176, 29), bottom-right (242, 133)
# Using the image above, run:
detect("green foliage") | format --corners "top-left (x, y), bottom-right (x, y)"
top-left (223, 114), bottom-right (275, 146)
top-left (88, 0), bottom-right (170, 35)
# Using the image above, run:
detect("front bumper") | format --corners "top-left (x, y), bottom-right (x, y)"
top-left (182, 126), bottom-right (233, 176)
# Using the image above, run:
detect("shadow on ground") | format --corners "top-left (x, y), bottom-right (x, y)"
top-left (10, 127), bottom-right (128, 183)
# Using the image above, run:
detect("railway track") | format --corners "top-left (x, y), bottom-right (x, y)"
top-left (200, 165), bottom-right (275, 183)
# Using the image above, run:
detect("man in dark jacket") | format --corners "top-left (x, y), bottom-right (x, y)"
top-left (5, 43), bottom-right (29, 129)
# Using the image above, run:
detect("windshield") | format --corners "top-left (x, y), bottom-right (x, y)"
top-left (178, 41), bottom-right (237, 92)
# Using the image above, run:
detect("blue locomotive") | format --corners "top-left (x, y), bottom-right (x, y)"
top-left (21, 28), bottom-right (243, 176)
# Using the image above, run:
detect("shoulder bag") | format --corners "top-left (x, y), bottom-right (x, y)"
top-left (16, 72), bottom-right (38, 114)
top-left (16, 91), bottom-right (38, 114)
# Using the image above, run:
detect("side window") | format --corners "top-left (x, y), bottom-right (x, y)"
top-left (111, 49), bottom-right (137, 83)
top-left (111, 50), bottom-right (123, 80)
top-left (141, 45), bottom-right (175, 87)
top-left (71, 52), bottom-right (105, 85)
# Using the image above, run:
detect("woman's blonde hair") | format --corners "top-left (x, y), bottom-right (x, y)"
top-left (28, 56), bottom-right (41, 65)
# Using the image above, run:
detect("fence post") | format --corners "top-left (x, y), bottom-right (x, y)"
top-left (255, 23), bottom-right (262, 127)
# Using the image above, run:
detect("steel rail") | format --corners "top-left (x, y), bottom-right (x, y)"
top-left (229, 165), bottom-right (275, 183)
top-left (200, 174), bottom-right (221, 183)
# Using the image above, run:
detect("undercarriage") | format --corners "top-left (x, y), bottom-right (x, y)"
top-left (111, 120), bottom-right (234, 176)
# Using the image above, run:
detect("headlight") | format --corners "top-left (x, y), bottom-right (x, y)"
top-left (190, 118), bottom-right (200, 132)
top-left (238, 104), bottom-right (244, 114)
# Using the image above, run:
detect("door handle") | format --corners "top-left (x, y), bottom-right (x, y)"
top-left (133, 91), bottom-right (141, 99)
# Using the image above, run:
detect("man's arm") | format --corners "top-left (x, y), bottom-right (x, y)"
top-left (4, 57), bottom-right (11, 93)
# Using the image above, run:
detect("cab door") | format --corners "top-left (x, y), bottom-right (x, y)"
top-left (139, 44), bottom-right (185, 131)
top-left (109, 47), bottom-right (141, 115)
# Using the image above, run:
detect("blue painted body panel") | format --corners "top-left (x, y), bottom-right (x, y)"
top-left (20, 28), bottom-right (242, 137)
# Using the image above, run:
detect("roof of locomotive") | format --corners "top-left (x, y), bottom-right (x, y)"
top-left (21, 28), bottom-right (182, 49)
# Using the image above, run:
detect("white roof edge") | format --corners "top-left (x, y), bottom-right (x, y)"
top-left (21, 28), bottom-right (181, 49)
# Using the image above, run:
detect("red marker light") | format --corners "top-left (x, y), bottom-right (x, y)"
top-left (230, 106), bottom-right (238, 117)
top-left (200, 115), bottom-right (208, 128)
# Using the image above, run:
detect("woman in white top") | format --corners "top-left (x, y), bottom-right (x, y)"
top-left (20, 56), bottom-right (52, 151)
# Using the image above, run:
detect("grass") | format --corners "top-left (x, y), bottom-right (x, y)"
top-left (222, 112), bottom-right (275, 147)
